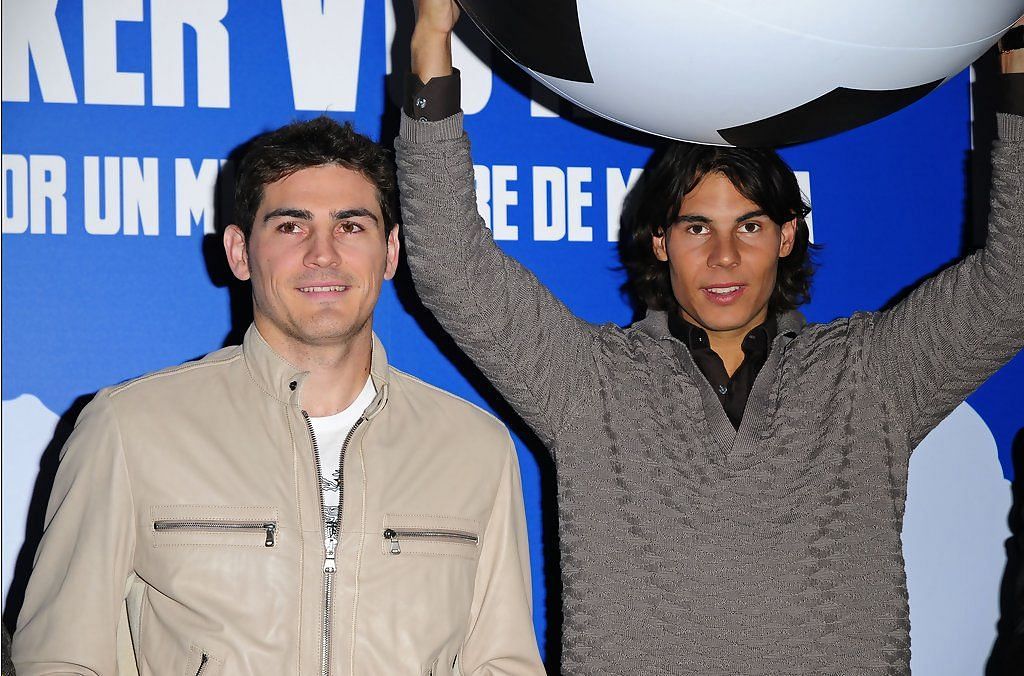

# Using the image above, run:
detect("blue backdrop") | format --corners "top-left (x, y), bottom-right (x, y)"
top-left (2, 2), bottom-right (1021, 672)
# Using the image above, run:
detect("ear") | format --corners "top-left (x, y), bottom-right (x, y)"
top-left (383, 224), bottom-right (401, 281)
top-left (778, 218), bottom-right (797, 258)
top-left (224, 224), bottom-right (251, 281)
top-left (651, 228), bottom-right (669, 262)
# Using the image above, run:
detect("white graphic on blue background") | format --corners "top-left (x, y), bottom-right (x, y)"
top-left (904, 403), bottom-right (1011, 675)
top-left (2, 395), bottom-right (59, 608)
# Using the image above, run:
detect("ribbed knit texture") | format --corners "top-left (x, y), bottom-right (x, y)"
top-left (395, 112), bottom-right (1024, 675)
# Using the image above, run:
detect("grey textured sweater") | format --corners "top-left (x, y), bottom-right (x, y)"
top-left (395, 113), bottom-right (1024, 675)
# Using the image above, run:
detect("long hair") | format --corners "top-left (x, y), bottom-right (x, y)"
top-left (233, 116), bottom-right (397, 239)
top-left (619, 142), bottom-right (816, 315)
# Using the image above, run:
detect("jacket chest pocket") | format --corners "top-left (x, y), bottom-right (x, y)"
top-left (380, 514), bottom-right (481, 561)
top-left (151, 505), bottom-right (280, 548)
top-left (375, 514), bottom-right (481, 667)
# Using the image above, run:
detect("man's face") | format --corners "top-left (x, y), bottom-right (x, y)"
top-left (652, 172), bottom-right (795, 335)
top-left (224, 164), bottom-right (399, 352)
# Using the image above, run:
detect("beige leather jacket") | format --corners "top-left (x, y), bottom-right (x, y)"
top-left (13, 326), bottom-right (544, 676)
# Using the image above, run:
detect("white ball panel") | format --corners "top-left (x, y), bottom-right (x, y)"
top-left (713, 0), bottom-right (1024, 49)
top-left (485, 0), bottom-right (1024, 143)
top-left (903, 403), bottom-right (1011, 676)
top-left (544, 8), bottom-right (993, 143)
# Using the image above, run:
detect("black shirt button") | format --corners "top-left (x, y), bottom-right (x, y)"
top-left (289, 381), bottom-right (297, 391)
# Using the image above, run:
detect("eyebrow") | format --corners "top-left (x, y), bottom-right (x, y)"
top-left (674, 214), bottom-right (711, 224)
top-left (332, 208), bottom-right (378, 224)
top-left (262, 207), bottom-right (379, 224)
top-left (735, 209), bottom-right (767, 223)
top-left (264, 208), bottom-right (312, 223)
top-left (674, 209), bottom-right (768, 225)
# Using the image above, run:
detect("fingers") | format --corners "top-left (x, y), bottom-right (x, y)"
top-left (412, 0), bottom-right (460, 35)
top-left (411, 0), bottom-right (457, 82)
top-left (1001, 19), bottom-right (1024, 74)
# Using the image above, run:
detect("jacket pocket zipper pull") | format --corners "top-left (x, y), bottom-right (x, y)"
top-left (383, 528), bottom-right (401, 554)
top-left (195, 652), bottom-right (209, 676)
top-left (264, 523), bottom-right (276, 547)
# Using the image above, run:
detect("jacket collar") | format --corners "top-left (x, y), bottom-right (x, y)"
top-left (242, 324), bottom-right (390, 418)
top-left (635, 308), bottom-right (806, 343)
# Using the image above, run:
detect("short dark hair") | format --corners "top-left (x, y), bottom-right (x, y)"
top-left (618, 143), bottom-right (816, 315)
top-left (233, 116), bottom-right (397, 239)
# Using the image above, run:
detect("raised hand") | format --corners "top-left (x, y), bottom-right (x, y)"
top-left (1001, 16), bottom-right (1024, 75)
top-left (413, 0), bottom-right (459, 38)
top-left (412, 0), bottom-right (460, 82)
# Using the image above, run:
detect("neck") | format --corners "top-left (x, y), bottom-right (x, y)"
top-left (681, 308), bottom-right (769, 377)
top-left (299, 343), bottom-right (372, 417)
top-left (256, 318), bottom-right (374, 417)
top-left (706, 328), bottom-right (748, 377)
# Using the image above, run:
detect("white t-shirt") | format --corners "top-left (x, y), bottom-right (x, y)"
top-left (309, 377), bottom-right (376, 523)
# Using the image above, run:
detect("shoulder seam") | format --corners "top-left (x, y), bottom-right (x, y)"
top-left (109, 350), bottom-right (243, 397)
top-left (388, 367), bottom-right (505, 428)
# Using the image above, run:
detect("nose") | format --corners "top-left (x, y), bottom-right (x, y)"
top-left (707, 231), bottom-right (739, 269)
top-left (304, 229), bottom-right (340, 268)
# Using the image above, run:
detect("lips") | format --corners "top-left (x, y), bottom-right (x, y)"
top-left (701, 284), bottom-right (746, 305)
top-left (296, 283), bottom-right (350, 301)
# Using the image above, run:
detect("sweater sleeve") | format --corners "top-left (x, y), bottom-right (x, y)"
top-left (868, 113), bottom-right (1024, 448)
top-left (395, 112), bottom-right (599, 450)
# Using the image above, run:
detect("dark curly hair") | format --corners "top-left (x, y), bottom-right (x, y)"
top-left (619, 142), bottom-right (816, 315)
top-left (234, 116), bottom-right (396, 239)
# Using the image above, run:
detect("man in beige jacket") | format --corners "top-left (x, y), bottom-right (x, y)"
top-left (12, 117), bottom-right (545, 676)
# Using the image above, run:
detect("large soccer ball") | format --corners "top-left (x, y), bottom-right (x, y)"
top-left (457, 0), bottom-right (1024, 145)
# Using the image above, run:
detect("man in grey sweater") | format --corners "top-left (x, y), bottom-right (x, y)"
top-left (396, 2), bottom-right (1024, 673)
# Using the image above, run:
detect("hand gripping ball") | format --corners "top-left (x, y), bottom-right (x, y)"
top-left (457, 0), bottom-right (1024, 145)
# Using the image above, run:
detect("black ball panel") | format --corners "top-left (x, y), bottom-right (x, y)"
top-left (456, 0), bottom-right (593, 83)
top-left (717, 80), bottom-right (944, 146)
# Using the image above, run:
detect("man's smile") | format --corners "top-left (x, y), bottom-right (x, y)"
top-left (298, 285), bottom-right (348, 293)
top-left (700, 283), bottom-right (747, 304)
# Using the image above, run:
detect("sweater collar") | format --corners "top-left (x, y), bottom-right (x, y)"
top-left (241, 324), bottom-right (390, 418)
top-left (635, 308), bottom-right (805, 463)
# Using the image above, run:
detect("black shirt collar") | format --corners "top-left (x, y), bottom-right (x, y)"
top-left (666, 311), bottom-right (778, 354)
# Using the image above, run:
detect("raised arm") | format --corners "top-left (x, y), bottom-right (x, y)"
top-left (12, 394), bottom-right (136, 675)
top-left (869, 43), bottom-right (1024, 448)
top-left (396, 0), bottom-right (599, 448)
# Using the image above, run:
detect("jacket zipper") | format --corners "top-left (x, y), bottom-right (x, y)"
top-left (153, 520), bottom-right (276, 547)
top-left (382, 528), bottom-right (479, 555)
top-left (195, 652), bottom-right (209, 676)
top-left (303, 410), bottom-right (365, 676)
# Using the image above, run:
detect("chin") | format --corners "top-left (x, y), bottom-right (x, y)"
top-left (286, 318), bottom-right (353, 345)
top-left (688, 304), bottom-right (763, 332)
